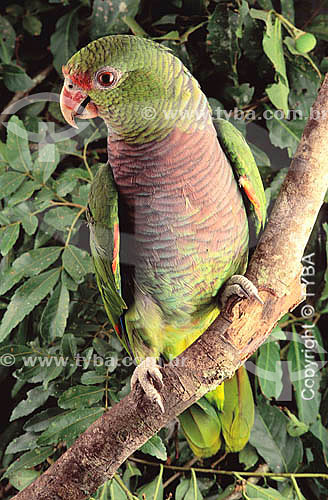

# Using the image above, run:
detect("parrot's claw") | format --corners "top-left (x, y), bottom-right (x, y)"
top-left (131, 357), bottom-right (164, 412)
top-left (220, 274), bottom-right (263, 307)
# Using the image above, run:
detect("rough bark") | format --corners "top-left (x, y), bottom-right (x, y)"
top-left (12, 75), bottom-right (328, 500)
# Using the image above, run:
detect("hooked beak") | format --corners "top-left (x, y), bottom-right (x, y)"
top-left (60, 84), bottom-right (98, 129)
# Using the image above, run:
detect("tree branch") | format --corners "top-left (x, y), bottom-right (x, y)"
top-left (13, 75), bottom-right (328, 500)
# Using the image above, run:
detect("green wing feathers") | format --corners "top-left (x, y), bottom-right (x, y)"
top-left (180, 366), bottom-right (254, 457)
top-left (220, 366), bottom-right (255, 452)
top-left (214, 118), bottom-right (266, 235)
top-left (180, 398), bottom-right (222, 458)
top-left (87, 164), bottom-right (127, 343)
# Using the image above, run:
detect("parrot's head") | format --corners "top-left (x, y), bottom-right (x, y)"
top-left (60, 35), bottom-right (209, 141)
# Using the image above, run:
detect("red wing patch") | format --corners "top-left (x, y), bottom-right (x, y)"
top-left (239, 175), bottom-right (263, 223)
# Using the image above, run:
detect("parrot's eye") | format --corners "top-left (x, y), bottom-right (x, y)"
top-left (97, 71), bottom-right (116, 87)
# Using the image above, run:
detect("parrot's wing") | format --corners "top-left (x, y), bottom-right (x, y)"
top-left (87, 163), bottom-right (128, 347)
top-left (214, 118), bottom-right (266, 236)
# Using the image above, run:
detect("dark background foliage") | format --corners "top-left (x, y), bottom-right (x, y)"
top-left (0, 0), bottom-right (327, 498)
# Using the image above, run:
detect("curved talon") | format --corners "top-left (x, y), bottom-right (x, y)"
top-left (220, 274), bottom-right (263, 307)
top-left (131, 357), bottom-right (164, 412)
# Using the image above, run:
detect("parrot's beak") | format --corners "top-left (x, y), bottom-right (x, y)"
top-left (60, 84), bottom-right (98, 129)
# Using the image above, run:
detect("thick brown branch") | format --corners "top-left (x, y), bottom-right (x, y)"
top-left (12, 75), bottom-right (328, 500)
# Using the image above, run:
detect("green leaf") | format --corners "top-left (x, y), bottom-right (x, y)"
top-left (10, 387), bottom-right (50, 421)
top-left (266, 80), bottom-right (289, 115)
top-left (239, 443), bottom-right (259, 470)
top-left (23, 15), bottom-right (42, 36)
top-left (139, 435), bottom-right (167, 461)
top-left (33, 143), bottom-right (60, 183)
top-left (249, 8), bottom-right (271, 24)
top-left (307, 14), bottom-right (328, 41)
top-left (90, 0), bottom-right (141, 39)
top-left (7, 469), bottom-right (40, 491)
top-left (61, 268), bottom-right (78, 291)
top-left (0, 267), bottom-right (24, 295)
top-left (246, 483), bottom-right (289, 499)
top-left (13, 247), bottom-right (62, 276)
top-left (61, 333), bottom-right (78, 359)
top-left (40, 282), bottom-right (69, 341)
top-left (280, 0), bottom-right (295, 23)
top-left (0, 268), bottom-right (24, 295)
top-left (7, 180), bottom-right (38, 207)
top-left (257, 341), bottom-right (283, 399)
top-left (2, 63), bottom-right (34, 92)
top-left (310, 417), bottom-right (328, 467)
top-left (236, 0), bottom-right (250, 39)
top-left (263, 17), bottom-right (288, 79)
top-left (5, 116), bottom-right (33, 172)
top-left (93, 337), bottom-right (112, 358)
top-left (54, 175), bottom-right (78, 197)
top-left (50, 9), bottom-right (79, 73)
top-left (265, 107), bottom-right (304, 157)
top-left (287, 326), bottom-right (321, 425)
top-left (262, 17), bottom-right (289, 113)
top-left (285, 409), bottom-right (309, 437)
top-left (5, 432), bottom-right (38, 454)
top-left (137, 465), bottom-right (163, 500)
top-left (225, 83), bottom-right (254, 107)
top-left (44, 207), bottom-right (78, 232)
top-left (58, 167), bottom-right (92, 183)
top-left (24, 409), bottom-right (63, 432)
top-left (207, 3), bottom-right (240, 83)
top-left (21, 212), bottom-right (39, 236)
top-left (37, 407), bottom-right (104, 446)
top-left (81, 371), bottom-right (106, 385)
top-left (176, 470), bottom-right (203, 500)
top-left (0, 268), bottom-right (60, 342)
top-left (249, 401), bottom-right (303, 472)
top-left (0, 344), bottom-right (41, 364)
top-left (42, 362), bottom-right (66, 390)
top-left (257, 0), bottom-right (273, 8)
top-left (4, 446), bottom-right (53, 478)
top-left (0, 16), bottom-right (16, 63)
top-left (58, 385), bottom-right (105, 409)
top-left (0, 171), bottom-right (26, 199)
top-left (123, 461), bottom-right (142, 484)
top-left (106, 479), bottom-right (126, 500)
top-left (33, 188), bottom-right (54, 211)
top-left (249, 143), bottom-right (271, 168)
top-left (62, 244), bottom-right (92, 282)
top-left (0, 223), bottom-right (20, 256)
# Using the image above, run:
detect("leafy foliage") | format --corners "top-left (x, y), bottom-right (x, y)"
top-left (0, 0), bottom-right (327, 499)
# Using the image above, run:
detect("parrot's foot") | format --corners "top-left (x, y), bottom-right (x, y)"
top-left (131, 357), bottom-right (164, 412)
top-left (220, 275), bottom-right (263, 308)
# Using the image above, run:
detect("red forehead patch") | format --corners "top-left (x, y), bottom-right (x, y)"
top-left (62, 66), bottom-right (93, 91)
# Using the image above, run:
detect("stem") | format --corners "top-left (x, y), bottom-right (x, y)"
top-left (50, 201), bottom-right (86, 210)
top-left (113, 474), bottom-right (138, 500)
top-left (291, 475), bottom-right (304, 500)
top-left (129, 458), bottom-right (328, 480)
top-left (83, 130), bottom-right (100, 181)
top-left (65, 207), bottom-right (86, 247)
top-left (162, 457), bottom-right (199, 489)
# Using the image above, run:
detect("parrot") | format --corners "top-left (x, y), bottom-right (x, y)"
top-left (60, 34), bottom-right (266, 458)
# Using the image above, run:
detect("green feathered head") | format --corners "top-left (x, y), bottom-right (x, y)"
top-left (60, 35), bottom-right (210, 142)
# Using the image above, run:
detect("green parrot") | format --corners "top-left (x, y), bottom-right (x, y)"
top-left (60, 35), bottom-right (266, 458)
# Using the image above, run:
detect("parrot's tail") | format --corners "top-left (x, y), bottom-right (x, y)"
top-left (179, 399), bottom-right (222, 458)
top-left (179, 366), bottom-right (254, 458)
